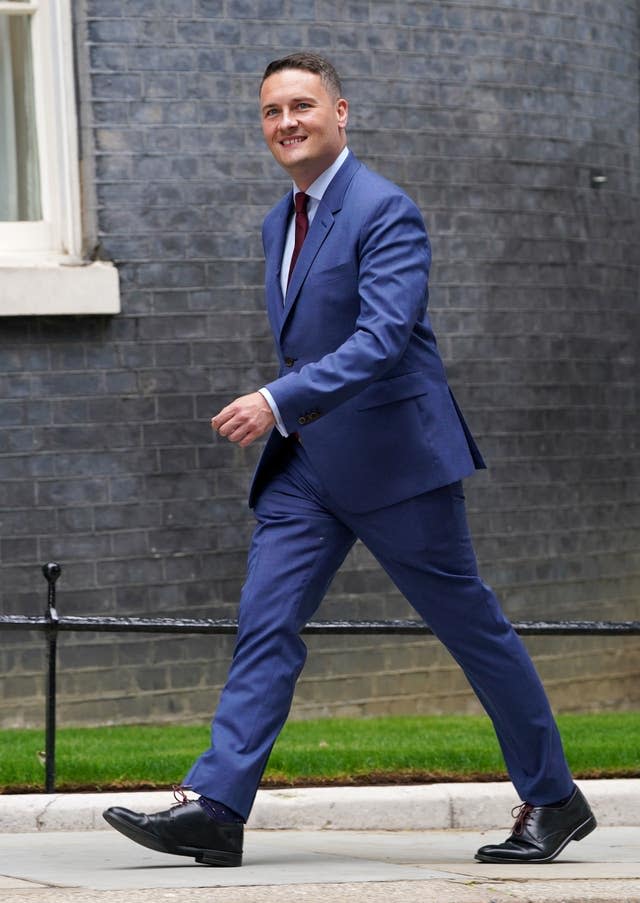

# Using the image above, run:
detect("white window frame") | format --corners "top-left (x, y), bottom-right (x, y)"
top-left (0, 0), bottom-right (119, 315)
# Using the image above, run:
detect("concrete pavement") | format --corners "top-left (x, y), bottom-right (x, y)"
top-left (0, 780), bottom-right (638, 902)
top-left (0, 827), bottom-right (638, 902)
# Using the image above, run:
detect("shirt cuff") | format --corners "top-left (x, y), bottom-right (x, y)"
top-left (258, 387), bottom-right (288, 437)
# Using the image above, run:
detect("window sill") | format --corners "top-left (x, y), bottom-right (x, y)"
top-left (0, 258), bottom-right (120, 316)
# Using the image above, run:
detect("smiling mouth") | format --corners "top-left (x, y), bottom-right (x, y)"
top-left (280, 136), bottom-right (307, 147)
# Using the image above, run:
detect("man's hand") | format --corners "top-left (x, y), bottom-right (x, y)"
top-left (211, 392), bottom-right (275, 447)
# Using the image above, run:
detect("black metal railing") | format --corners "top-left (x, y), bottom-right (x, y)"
top-left (2, 562), bottom-right (640, 793)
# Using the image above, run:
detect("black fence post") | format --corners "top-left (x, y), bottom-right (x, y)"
top-left (42, 562), bottom-right (61, 794)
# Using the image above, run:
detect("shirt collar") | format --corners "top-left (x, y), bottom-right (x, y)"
top-left (291, 147), bottom-right (349, 204)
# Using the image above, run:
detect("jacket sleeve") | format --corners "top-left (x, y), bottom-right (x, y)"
top-left (264, 191), bottom-right (431, 433)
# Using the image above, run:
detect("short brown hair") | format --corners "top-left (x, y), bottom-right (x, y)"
top-left (260, 52), bottom-right (343, 98)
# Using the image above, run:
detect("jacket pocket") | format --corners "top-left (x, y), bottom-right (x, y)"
top-left (307, 260), bottom-right (358, 285)
top-left (356, 371), bottom-right (430, 410)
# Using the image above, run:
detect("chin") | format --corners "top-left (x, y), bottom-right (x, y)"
top-left (280, 154), bottom-right (309, 172)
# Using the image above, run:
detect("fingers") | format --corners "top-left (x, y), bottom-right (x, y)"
top-left (214, 416), bottom-right (255, 446)
top-left (210, 406), bottom-right (245, 442)
top-left (211, 393), bottom-right (275, 447)
top-left (210, 404), bottom-right (235, 435)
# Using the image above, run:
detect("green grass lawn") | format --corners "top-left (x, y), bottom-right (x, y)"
top-left (1, 712), bottom-right (638, 793)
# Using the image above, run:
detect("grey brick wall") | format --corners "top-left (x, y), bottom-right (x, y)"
top-left (1, 0), bottom-right (639, 729)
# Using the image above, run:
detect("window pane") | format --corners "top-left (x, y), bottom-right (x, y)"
top-left (0, 12), bottom-right (41, 221)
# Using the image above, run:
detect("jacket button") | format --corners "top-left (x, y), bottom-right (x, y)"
top-left (284, 357), bottom-right (296, 367)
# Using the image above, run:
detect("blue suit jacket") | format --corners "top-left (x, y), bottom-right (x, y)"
top-left (250, 152), bottom-right (485, 512)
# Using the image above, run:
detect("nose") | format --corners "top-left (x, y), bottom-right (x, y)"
top-left (280, 107), bottom-right (298, 130)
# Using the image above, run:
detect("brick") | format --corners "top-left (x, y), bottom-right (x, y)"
top-left (1, 675), bottom-right (42, 699)
top-left (87, 20), bottom-right (139, 43)
top-left (193, 0), bottom-right (224, 17)
top-left (135, 666), bottom-right (169, 692)
top-left (86, 0), bottom-right (123, 14)
top-left (92, 73), bottom-right (142, 100)
top-left (1, 536), bottom-right (38, 563)
top-left (148, 527), bottom-right (215, 554)
top-left (58, 641), bottom-right (118, 671)
top-left (1, 374), bottom-right (31, 398)
top-left (108, 530), bottom-right (150, 558)
top-left (37, 478), bottom-right (108, 507)
top-left (86, 396), bottom-right (155, 423)
top-left (56, 507), bottom-right (95, 534)
top-left (0, 346), bottom-right (49, 372)
top-left (108, 475), bottom-right (147, 502)
top-left (92, 100), bottom-right (129, 124)
top-left (0, 482), bottom-right (36, 507)
top-left (133, 46), bottom-right (195, 73)
top-left (316, 0), bottom-right (370, 23)
top-left (0, 401), bottom-right (28, 426)
top-left (133, 262), bottom-right (207, 290)
top-left (0, 454), bottom-right (53, 479)
top-left (94, 127), bottom-right (146, 153)
top-left (226, 0), bottom-right (286, 17)
top-left (90, 44), bottom-right (129, 72)
top-left (152, 342), bottom-right (192, 366)
top-left (97, 556), bottom-right (165, 587)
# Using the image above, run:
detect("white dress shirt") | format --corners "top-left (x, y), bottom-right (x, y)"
top-left (259, 147), bottom-right (350, 437)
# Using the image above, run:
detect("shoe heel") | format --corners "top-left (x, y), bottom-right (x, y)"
top-left (196, 849), bottom-right (243, 867)
top-left (573, 815), bottom-right (597, 842)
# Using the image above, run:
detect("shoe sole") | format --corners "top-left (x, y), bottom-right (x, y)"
top-left (474, 813), bottom-right (597, 864)
top-left (102, 809), bottom-right (242, 867)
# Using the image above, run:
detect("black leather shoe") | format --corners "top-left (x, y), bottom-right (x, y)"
top-left (475, 785), bottom-right (596, 863)
top-left (103, 794), bottom-right (243, 867)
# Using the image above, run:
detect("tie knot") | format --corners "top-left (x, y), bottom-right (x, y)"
top-left (294, 192), bottom-right (308, 214)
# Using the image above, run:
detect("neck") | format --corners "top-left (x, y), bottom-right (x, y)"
top-left (292, 146), bottom-right (347, 192)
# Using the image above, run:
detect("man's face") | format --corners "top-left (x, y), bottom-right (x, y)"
top-left (260, 68), bottom-right (348, 190)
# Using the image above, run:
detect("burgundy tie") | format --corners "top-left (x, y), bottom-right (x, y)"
top-left (287, 192), bottom-right (309, 285)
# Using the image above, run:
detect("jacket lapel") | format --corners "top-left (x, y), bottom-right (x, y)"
top-left (279, 152), bottom-right (361, 339)
top-left (282, 206), bottom-right (333, 312)
top-left (264, 192), bottom-right (291, 333)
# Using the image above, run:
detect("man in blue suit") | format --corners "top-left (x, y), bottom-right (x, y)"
top-left (104, 52), bottom-right (595, 867)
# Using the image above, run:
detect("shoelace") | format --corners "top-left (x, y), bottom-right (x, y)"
top-left (171, 783), bottom-right (242, 823)
top-left (511, 802), bottom-right (535, 835)
top-left (172, 784), bottom-right (192, 806)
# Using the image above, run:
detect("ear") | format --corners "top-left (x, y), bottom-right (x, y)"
top-left (336, 97), bottom-right (349, 130)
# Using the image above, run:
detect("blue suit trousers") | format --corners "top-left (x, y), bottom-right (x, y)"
top-left (185, 441), bottom-right (574, 819)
